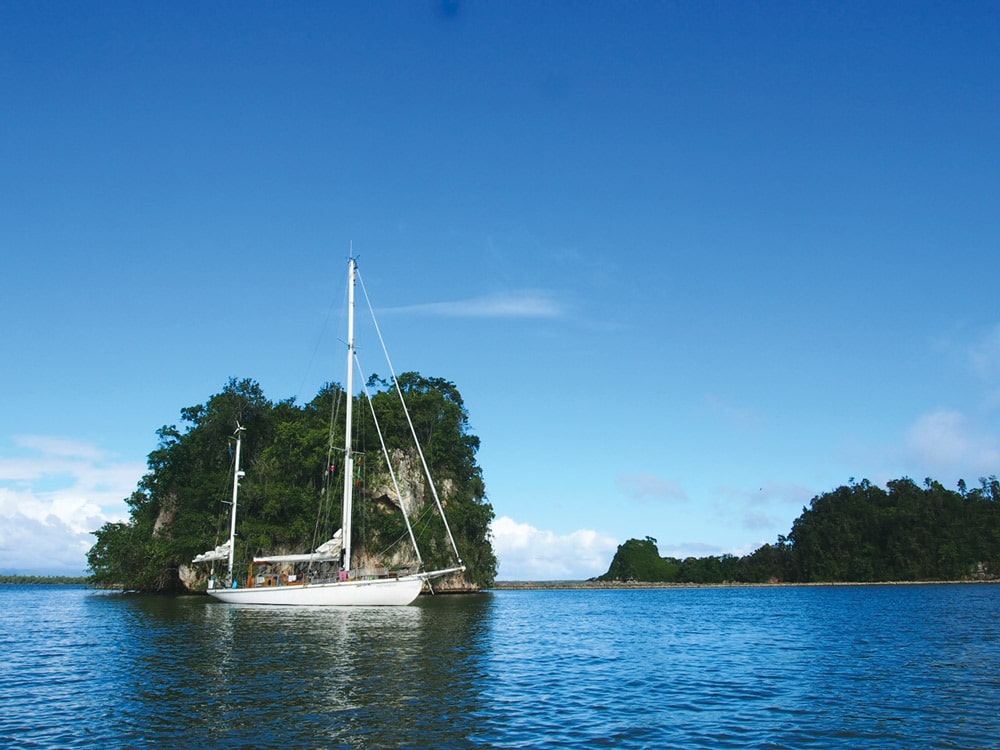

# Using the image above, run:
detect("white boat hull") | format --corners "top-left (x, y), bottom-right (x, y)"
top-left (207, 575), bottom-right (424, 606)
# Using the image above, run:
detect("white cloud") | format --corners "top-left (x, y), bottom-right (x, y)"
top-left (386, 291), bottom-right (565, 318)
top-left (703, 393), bottom-right (762, 430)
top-left (712, 480), bottom-right (815, 532)
top-left (616, 472), bottom-right (688, 503)
top-left (906, 409), bottom-right (1000, 479)
top-left (740, 511), bottom-right (779, 531)
top-left (0, 436), bottom-right (144, 575)
top-left (490, 515), bottom-right (619, 581)
top-left (13, 435), bottom-right (105, 460)
top-left (969, 323), bottom-right (1000, 379)
top-left (0, 508), bottom-right (98, 575)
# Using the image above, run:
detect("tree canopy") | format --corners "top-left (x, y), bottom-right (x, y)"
top-left (88, 376), bottom-right (497, 592)
top-left (598, 477), bottom-right (1000, 584)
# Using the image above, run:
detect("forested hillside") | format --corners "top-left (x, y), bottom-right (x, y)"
top-left (599, 477), bottom-right (1000, 584)
top-left (87, 376), bottom-right (497, 592)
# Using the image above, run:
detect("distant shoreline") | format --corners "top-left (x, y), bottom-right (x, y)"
top-left (1, 575), bottom-right (89, 585)
top-left (489, 579), bottom-right (999, 590)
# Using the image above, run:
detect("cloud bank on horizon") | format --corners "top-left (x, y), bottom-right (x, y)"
top-left (0, 436), bottom-right (141, 575)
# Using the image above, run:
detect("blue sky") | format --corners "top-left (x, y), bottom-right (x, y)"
top-left (2, 1), bottom-right (999, 579)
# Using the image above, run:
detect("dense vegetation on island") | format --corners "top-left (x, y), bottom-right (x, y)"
top-left (599, 477), bottom-right (1000, 584)
top-left (1, 575), bottom-right (89, 585)
top-left (87, 377), bottom-right (497, 592)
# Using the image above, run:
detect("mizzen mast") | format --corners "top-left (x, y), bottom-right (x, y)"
top-left (226, 424), bottom-right (245, 584)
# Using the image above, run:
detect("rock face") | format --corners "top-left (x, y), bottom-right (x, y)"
top-left (431, 575), bottom-right (479, 593)
top-left (178, 563), bottom-right (201, 590)
top-left (367, 449), bottom-right (457, 519)
top-left (360, 448), bottom-right (472, 590)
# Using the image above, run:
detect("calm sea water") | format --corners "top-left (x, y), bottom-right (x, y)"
top-left (2, 584), bottom-right (999, 749)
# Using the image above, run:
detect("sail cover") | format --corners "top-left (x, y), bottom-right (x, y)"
top-left (315, 529), bottom-right (343, 557)
top-left (193, 542), bottom-right (230, 563)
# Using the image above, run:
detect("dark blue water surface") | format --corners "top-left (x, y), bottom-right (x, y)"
top-left (2, 584), bottom-right (999, 749)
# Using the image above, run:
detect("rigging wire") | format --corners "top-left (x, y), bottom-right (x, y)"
top-left (292, 255), bottom-right (352, 406)
top-left (355, 264), bottom-right (464, 567)
top-left (354, 348), bottom-right (424, 569)
top-left (312, 386), bottom-right (344, 552)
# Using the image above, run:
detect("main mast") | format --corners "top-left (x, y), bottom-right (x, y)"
top-left (341, 258), bottom-right (357, 576)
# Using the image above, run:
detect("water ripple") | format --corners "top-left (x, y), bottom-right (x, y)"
top-left (3, 585), bottom-right (1000, 748)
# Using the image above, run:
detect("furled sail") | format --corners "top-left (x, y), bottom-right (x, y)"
top-left (193, 542), bottom-right (230, 563)
top-left (314, 529), bottom-right (343, 558)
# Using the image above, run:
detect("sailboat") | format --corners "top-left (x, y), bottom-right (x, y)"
top-left (193, 257), bottom-right (466, 605)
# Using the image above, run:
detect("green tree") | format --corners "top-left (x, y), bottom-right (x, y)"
top-left (596, 476), bottom-right (1000, 584)
top-left (598, 537), bottom-right (676, 582)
